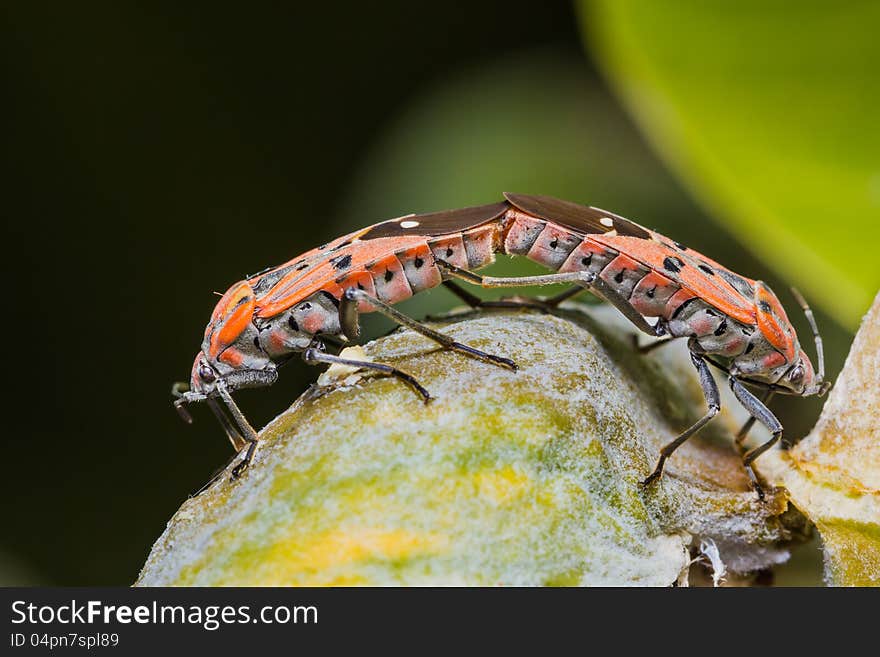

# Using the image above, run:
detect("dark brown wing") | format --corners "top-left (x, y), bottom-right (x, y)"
top-left (359, 201), bottom-right (509, 240)
top-left (504, 193), bottom-right (650, 239)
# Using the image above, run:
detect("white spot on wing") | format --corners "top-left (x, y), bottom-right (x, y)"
top-left (600, 216), bottom-right (614, 228)
top-left (400, 220), bottom-right (420, 229)
top-left (603, 229), bottom-right (618, 237)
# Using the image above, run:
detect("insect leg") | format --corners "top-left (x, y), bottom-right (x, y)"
top-left (542, 285), bottom-right (586, 307)
top-left (734, 389), bottom-right (775, 447)
top-left (633, 336), bottom-right (678, 354)
top-left (441, 280), bottom-right (485, 307)
top-left (438, 260), bottom-right (661, 337)
top-left (442, 281), bottom-right (545, 311)
top-left (441, 280), bottom-right (573, 313)
top-left (642, 350), bottom-right (720, 487)
top-left (341, 287), bottom-right (517, 370)
top-left (215, 383), bottom-right (261, 479)
top-left (729, 377), bottom-right (783, 500)
top-left (302, 344), bottom-right (432, 403)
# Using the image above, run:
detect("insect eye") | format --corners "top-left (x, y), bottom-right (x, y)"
top-left (788, 365), bottom-right (804, 383)
top-left (198, 363), bottom-right (216, 383)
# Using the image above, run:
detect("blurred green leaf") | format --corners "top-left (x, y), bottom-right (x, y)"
top-left (580, 1), bottom-right (880, 327)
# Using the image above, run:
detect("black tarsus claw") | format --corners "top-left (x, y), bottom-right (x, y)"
top-left (641, 469), bottom-right (662, 488)
top-left (753, 483), bottom-right (766, 501)
top-left (230, 459), bottom-right (249, 480)
top-left (412, 387), bottom-right (432, 404)
top-left (744, 463), bottom-right (767, 501)
top-left (497, 355), bottom-right (518, 370)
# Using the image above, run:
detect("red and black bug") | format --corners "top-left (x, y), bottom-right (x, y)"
top-left (174, 194), bottom-right (829, 496)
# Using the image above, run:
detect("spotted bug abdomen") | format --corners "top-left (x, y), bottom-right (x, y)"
top-left (366, 253), bottom-right (413, 304)
top-left (461, 224), bottom-right (500, 270)
top-left (504, 212), bottom-right (619, 277)
top-left (523, 223), bottom-right (582, 269)
top-left (629, 271), bottom-right (678, 316)
top-left (396, 243), bottom-right (442, 294)
top-left (599, 254), bottom-right (649, 299)
top-left (502, 210), bottom-right (545, 255)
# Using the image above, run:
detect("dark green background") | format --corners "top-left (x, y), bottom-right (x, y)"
top-left (2, 3), bottom-right (848, 584)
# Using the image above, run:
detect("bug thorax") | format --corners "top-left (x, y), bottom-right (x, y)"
top-left (200, 280), bottom-right (271, 371)
top-left (255, 291), bottom-right (342, 359)
top-left (190, 279), bottom-right (275, 399)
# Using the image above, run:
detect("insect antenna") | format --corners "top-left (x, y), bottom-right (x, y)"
top-left (790, 287), bottom-right (827, 393)
top-left (171, 382), bottom-right (194, 423)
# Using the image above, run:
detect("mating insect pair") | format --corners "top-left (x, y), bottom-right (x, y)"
top-left (173, 193), bottom-right (829, 497)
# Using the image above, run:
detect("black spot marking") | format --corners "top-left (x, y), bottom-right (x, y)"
top-left (714, 319), bottom-right (728, 336)
top-left (674, 241), bottom-right (688, 250)
top-left (414, 256), bottom-right (424, 269)
top-left (663, 257), bottom-right (682, 273)
top-left (718, 270), bottom-right (756, 297)
top-left (446, 247), bottom-right (454, 257)
top-left (646, 286), bottom-right (656, 299)
top-left (671, 297), bottom-right (697, 319)
top-left (299, 302), bottom-right (311, 311)
top-left (549, 238), bottom-right (559, 250)
top-left (331, 254), bottom-right (352, 270)
top-left (614, 270), bottom-right (625, 283)
top-left (330, 240), bottom-right (352, 251)
top-left (758, 301), bottom-right (772, 313)
top-left (705, 308), bottom-right (718, 316)
top-left (698, 264), bottom-right (715, 276)
top-left (357, 282), bottom-right (365, 290)
top-left (234, 295), bottom-right (251, 308)
top-left (745, 343), bottom-right (755, 354)
top-left (384, 270), bottom-right (394, 282)
top-left (581, 254), bottom-right (592, 267)
top-left (296, 263), bottom-right (309, 271)
top-left (253, 336), bottom-right (261, 350)
top-left (319, 290), bottom-right (340, 307)
top-left (288, 316), bottom-right (300, 332)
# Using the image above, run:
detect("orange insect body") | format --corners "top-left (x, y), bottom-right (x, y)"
top-left (190, 194), bottom-right (816, 399)
top-left (177, 194), bottom-right (828, 491)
